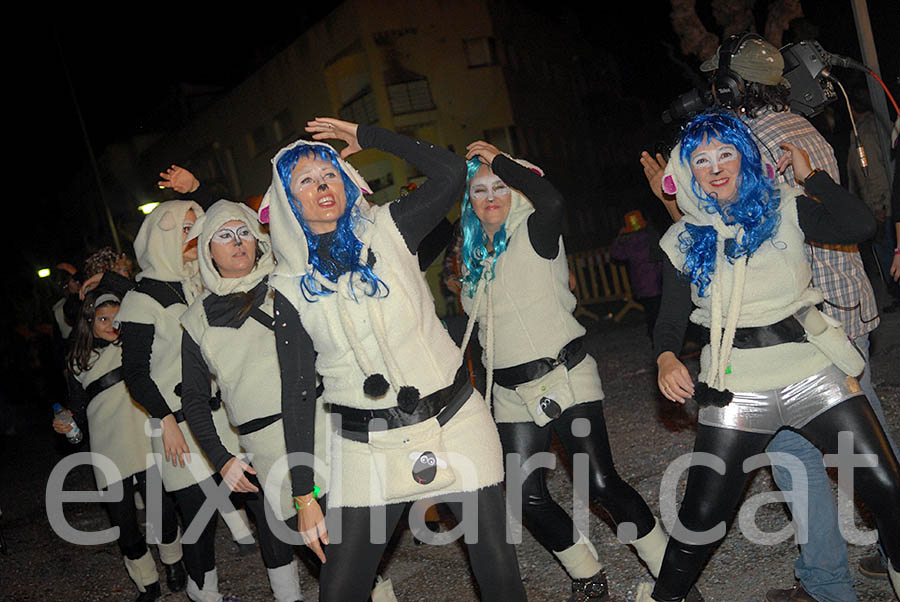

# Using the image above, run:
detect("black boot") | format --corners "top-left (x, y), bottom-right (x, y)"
top-left (684, 584), bottom-right (705, 602)
top-left (569, 568), bottom-right (609, 601)
top-left (164, 560), bottom-right (187, 592)
top-left (134, 581), bottom-right (161, 602)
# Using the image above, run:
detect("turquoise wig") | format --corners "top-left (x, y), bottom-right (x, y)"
top-left (276, 143), bottom-right (387, 301)
top-left (460, 159), bottom-right (509, 297)
top-left (676, 111), bottom-right (782, 297)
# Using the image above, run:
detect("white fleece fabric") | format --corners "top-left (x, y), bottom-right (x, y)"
top-left (658, 142), bottom-right (832, 392)
top-left (75, 344), bottom-right (154, 490)
top-left (117, 200), bottom-right (241, 493)
top-left (180, 200), bottom-right (329, 517)
top-left (261, 139), bottom-right (504, 508)
top-left (460, 180), bottom-right (603, 423)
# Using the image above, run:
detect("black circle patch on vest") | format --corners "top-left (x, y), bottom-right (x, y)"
top-left (412, 451), bottom-right (438, 485)
top-left (539, 397), bottom-right (562, 420)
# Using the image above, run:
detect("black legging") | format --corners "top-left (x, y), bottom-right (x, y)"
top-left (652, 396), bottom-right (900, 601)
top-left (172, 481), bottom-right (218, 588)
top-left (104, 467), bottom-right (179, 560)
top-left (318, 484), bottom-right (526, 602)
top-left (497, 400), bottom-right (656, 553)
top-left (238, 472), bottom-right (295, 570)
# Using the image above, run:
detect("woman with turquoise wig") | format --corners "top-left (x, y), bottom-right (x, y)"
top-left (458, 141), bottom-right (669, 602)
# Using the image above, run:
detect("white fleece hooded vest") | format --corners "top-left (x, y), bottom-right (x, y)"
top-left (260, 139), bottom-right (503, 507)
top-left (658, 143), bottom-right (831, 392)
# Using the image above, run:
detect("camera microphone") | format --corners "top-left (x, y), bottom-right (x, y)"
top-left (822, 52), bottom-right (869, 73)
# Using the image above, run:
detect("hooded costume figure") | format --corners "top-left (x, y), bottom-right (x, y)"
top-left (261, 135), bottom-right (504, 509)
top-left (457, 154), bottom-right (668, 601)
top-left (117, 200), bottom-right (246, 602)
top-left (180, 199), bottom-right (309, 602)
top-left (640, 112), bottom-right (900, 602)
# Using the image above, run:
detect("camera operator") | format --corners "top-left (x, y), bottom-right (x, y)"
top-left (641, 33), bottom-right (896, 602)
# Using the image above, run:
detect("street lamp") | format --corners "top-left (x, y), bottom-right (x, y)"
top-left (138, 202), bottom-right (160, 215)
top-left (38, 268), bottom-right (51, 278)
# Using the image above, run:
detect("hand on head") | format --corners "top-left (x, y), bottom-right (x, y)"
top-left (305, 118), bottom-right (361, 158)
top-left (465, 141), bottom-right (503, 166)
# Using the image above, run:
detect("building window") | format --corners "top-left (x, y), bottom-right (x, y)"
top-left (484, 126), bottom-right (518, 156)
top-left (387, 79), bottom-right (435, 115)
top-left (464, 37), bottom-right (497, 68)
top-left (339, 88), bottom-right (379, 126)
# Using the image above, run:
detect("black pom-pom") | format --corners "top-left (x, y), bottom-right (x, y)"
top-left (397, 386), bottom-right (421, 413)
top-left (364, 374), bottom-right (390, 398)
top-left (693, 382), bottom-right (733, 408)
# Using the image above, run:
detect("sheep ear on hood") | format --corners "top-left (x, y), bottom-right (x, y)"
top-left (258, 189), bottom-right (273, 224)
top-left (508, 155), bottom-right (544, 177)
top-left (157, 210), bottom-right (177, 231)
top-left (662, 174), bottom-right (677, 195)
top-left (186, 213), bottom-right (207, 243)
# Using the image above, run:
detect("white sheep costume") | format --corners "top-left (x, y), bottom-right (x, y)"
top-left (180, 199), bottom-right (330, 520)
top-left (458, 160), bottom-right (604, 424)
top-left (116, 200), bottom-right (242, 493)
top-left (260, 139), bottom-right (504, 509)
top-left (657, 141), bottom-right (845, 401)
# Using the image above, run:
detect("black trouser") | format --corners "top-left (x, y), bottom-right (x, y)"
top-left (236, 472), bottom-right (295, 570)
top-left (497, 400), bottom-right (656, 554)
top-left (172, 480), bottom-right (218, 588)
top-left (103, 467), bottom-right (179, 560)
top-left (318, 484), bottom-right (526, 602)
top-left (651, 396), bottom-right (900, 601)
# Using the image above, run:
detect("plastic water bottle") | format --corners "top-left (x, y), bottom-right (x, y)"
top-left (53, 403), bottom-right (83, 444)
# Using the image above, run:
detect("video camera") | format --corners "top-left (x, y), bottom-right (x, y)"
top-left (661, 40), bottom-right (866, 123)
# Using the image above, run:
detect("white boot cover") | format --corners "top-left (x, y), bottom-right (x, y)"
top-left (634, 582), bottom-right (657, 602)
top-left (156, 529), bottom-right (183, 565)
top-left (552, 535), bottom-right (604, 580)
top-left (630, 518), bottom-right (667, 578)
top-left (186, 568), bottom-right (223, 602)
top-left (221, 507), bottom-right (254, 543)
top-left (267, 559), bottom-right (302, 602)
top-left (123, 550), bottom-right (159, 593)
top-left (889, 559), bottom-right (899, 600)
top-left (371, 574), bottom-right (400, 602)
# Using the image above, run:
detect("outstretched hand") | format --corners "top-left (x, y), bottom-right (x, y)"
top-left (305, 118), bottom-right (361, 158)
top-left (640, 151), bottom-right (669, 203)
top-left (296, 496), bottom-right (328, 563)
top-left (158, 165), bottom-right (200, 194)
top-left (777, 142), bottom-right (813, 184)
top-left (465, 140), bottom-right (503, 166)
top-left (220, 456), bottom-right (259, 493)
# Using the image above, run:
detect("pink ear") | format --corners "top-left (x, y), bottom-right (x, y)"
top-left (259, 206), bottom-right (270, 224)
top-left (662, 175), bottom-right (677, 195)
top-left (766, 163), bottom-right (775, 180)
top-left (361, 186), bottom-right (372, 195)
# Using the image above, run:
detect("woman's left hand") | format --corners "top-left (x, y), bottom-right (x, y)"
top-left (157, 164), bottom-right (200, 194)
top-left (777, 142), bottom-right (813, 184)
top-left (79, 273), bottom-right (104, 300)
top-left (305, 118), bottom-right (361, 158)
top-left (465, 140), bottom-right (503, 166)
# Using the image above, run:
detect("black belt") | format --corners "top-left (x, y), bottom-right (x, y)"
top-left (172, 392), bottom-right (222, 424)
top-left (85, 367), bottom-right (124, 400)
top-left (703, 315), bottom-right (807, 350)
top-left (493, 336), bottom-right (587, 389)
top-left (236, 413), bottom-right (282, 436)
top-left (333, 365), bottom-right (472, 443)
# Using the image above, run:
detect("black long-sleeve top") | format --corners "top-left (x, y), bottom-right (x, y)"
top-left (281, 125), bottom-right (467, 497)
top-left (490, 154), bottom-right (565, 259)
top-left (120, 280), bottom-right (186, 419)
top-left (653, 171), bottom-right (877, 359)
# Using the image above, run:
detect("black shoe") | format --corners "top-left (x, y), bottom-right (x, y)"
top-left (164, 560), bottom-right (187, 592)
top-left (765, 582), bottom-right (821, 602)
top-left (134, 581), bottom-right (161, 602)
top-left (569, 568), bottom-right (609, 601)
top-left (859, 552), bottom-right (889, 580)
top-left (236, 541), bottom-right (256, 556)
top-left (684, 584), bottom-right (705, 602)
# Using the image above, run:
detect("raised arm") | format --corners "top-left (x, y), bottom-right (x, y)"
top-left (306, 117), bottom-right (466, 253)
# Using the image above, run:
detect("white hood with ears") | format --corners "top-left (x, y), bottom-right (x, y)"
top-left (188, 199), bottom-right (274, 296)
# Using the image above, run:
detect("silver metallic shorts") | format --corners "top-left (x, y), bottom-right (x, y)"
top-left (698, 364), bottom-right (863, 434)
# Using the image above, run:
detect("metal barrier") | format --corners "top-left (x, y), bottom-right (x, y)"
top-left (567, 247), bottom-right (643, 322)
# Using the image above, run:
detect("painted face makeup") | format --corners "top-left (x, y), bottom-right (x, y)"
top-left (211, 224), bottom-right (254, 246)
top-left (689, 137), bottom-right (742, 205)
top-left (183, 208), bottom-right (199, 262)
top-left (289, 156), bottom-right (348, 235)
top-left (469, 166), bottom-right (512, 239)
top-left (469, 175), bottom-right (511, 201)
top-left (93, 304), bottom-right (120, 342)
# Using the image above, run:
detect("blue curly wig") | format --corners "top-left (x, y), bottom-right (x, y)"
top-left (676, 111), bottom-right (781, 297)
top-left (460, 160), bottom-right (509, 297)
top-left (276, 143), bottom-right (387, 301)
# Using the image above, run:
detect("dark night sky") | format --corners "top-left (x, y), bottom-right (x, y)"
top-left (12, 1), bottom-right (900, 320)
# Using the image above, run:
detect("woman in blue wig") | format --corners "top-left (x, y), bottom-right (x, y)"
top-left (262, 118), bottom-right (526, 602)
top-left (458, 141), bottom-right (671, 602)
top-left (636, 111), bottom-right (900, 601)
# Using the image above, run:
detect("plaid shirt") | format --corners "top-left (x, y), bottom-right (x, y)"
top-left (745, 109), bottom-right (879, 337)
